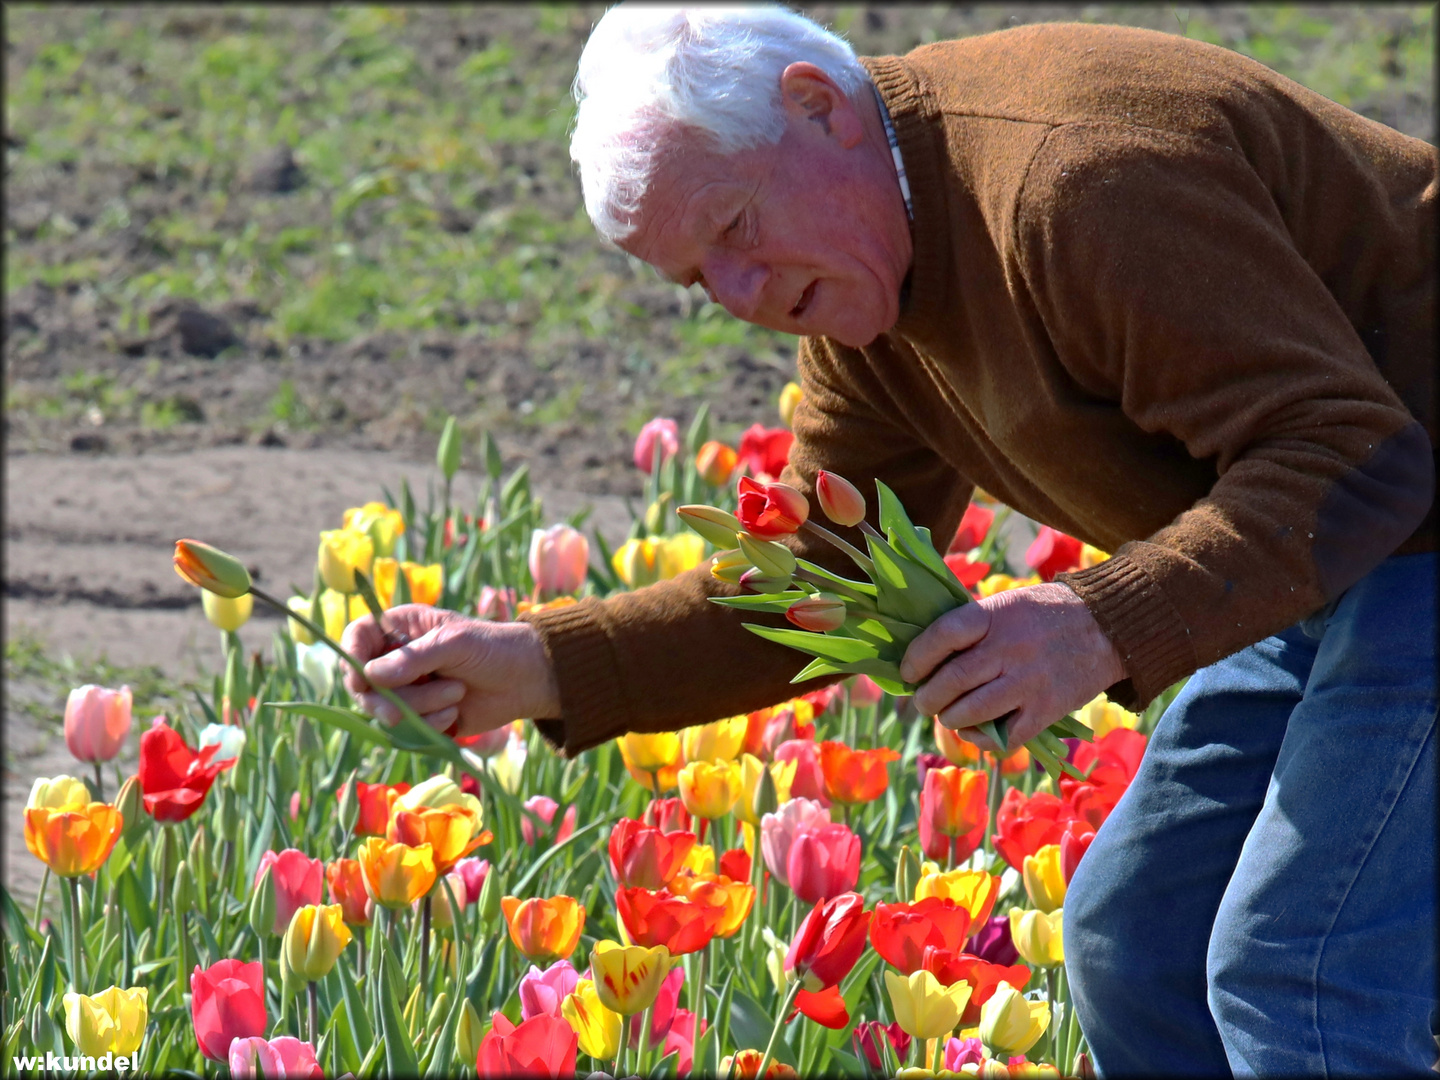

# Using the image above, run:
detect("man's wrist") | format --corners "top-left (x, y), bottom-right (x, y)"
top-left (512, 621), bottom-right (563, 719)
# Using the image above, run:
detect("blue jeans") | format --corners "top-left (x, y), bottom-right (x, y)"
top-left (1065, 553), bottom-right (1438, 1076)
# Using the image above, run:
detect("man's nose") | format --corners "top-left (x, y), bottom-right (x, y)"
top-left (705, 254), bottom-right (768, 323)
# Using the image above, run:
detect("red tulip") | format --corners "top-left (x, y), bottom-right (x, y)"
top-left (785, 594), bottom-right (847, 633)
top-left (138, 718), bottom-right (226, 823)
top-left (814, 471), bottom-right (866, 528)
top-left (919, 766), bottom-right (989, 865)
top-left (854, 1020), bottom-right (911, 1072)
top-left (869, 898), bottom-right (975, 976)
top-left (736, 476), bottom-right (808, 540)
top-left (818, 741), bottom-right (900, 805)
top-left (785, 892), bottom-right (872, 991)
top-left (351, 781), bottom-right (410, 837)
top-left (949, 504), bottom-right (995, 553)
top-left (476, 1011), bottom-right (577, 1078)
top-left (1060, 728), bottom-right (1148, 829)
top-left (719, 848), bottom-right (751, 882)
top-left (642, 797), bottom-right (693, 835)
top-left (522, 796), bottom-right (577, 847)
top-left (948, 955), bottom-right (1032, 1026)
top-left (1061, 827), bottom-right (1096, 884)
top-left (792, 984), bottom-right (849, 1028)
top-left (993, 788), bottom-right (1088, 872)
top-left (325, 858), bottom-right (373, 927)
top-left (737, 424), bottom-right (793, 481)
top-left (616, 887), bottom-right (724, 956)
top-left (942, 551), bottom-right (991, 587)
top-left (608, 819), bottom-right (696, 890)
top-left (787, 822), bottom-right (861, 904)
top-left (1025, 526), bottom-right (1084, 581)
top-left (255, 849), bottom-right (324, 936)
top-left (191, 959), bottom-right (266, 1061)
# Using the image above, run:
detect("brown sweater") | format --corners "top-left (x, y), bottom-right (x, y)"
top-left (526, 22), bottom-right (1436, 757)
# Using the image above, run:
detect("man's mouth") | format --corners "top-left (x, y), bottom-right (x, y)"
top-left (789, 280), bottom-right (817, 320)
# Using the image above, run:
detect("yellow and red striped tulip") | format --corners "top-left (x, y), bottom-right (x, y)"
top-left (561, 978), bottom-right (622, 1059)
top-left (588, 940), bottom-right (671, 1016)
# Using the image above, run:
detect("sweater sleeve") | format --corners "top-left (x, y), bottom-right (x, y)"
top-left (521, 336), bottom-right (972, 757)
top-left (1016, 122), bottom-right (1434, 707)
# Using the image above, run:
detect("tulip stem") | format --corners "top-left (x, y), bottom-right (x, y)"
top-left (800, 521), bottom-right (874, 575)
top-left (754, 980), bottom-right (801, 1080)
top-left (32, 867), bottom-right (50, 928)
top-left (1046, 968), bottom-right (1060, 1065)
top-left (931, 1035), bottom-right (941, 1073)
top-left (308, 980), bottom-right (319, 1045)
top-left (90, 761), bottom-right (105, 803)
top-left (638, 1001), bottom-right (656, 1073)
top-left (985, 759), bottom-right (1003, 859)
top-left (65, 875), bottom-right (84, 992)
top-left (420, 894), bottom-right (432, 1014)
top-left (793, 569), bottom-right (878, 612)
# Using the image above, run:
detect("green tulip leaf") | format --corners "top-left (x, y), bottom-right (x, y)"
top-left (875, 480), bottom-right (972, 603)
top-left (743, 623), bottom-right (882, 663)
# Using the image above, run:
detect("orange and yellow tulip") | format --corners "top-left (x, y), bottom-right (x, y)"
top-left (667, 872), bottom-right (755, 938)
top-left (618, 732), bottom-right (682, 792)
top-left (372, 558), bottom-right (442, 608)
top-left (356, 837), bottom-right (436, 908)
top-left (173, 539), bottom-right (251, 598)
top-left (25, 802), bottom-right (122, 877)
top-left (913, 868), bottom-right (1002, 926)
top-left (588, 940), bottom-right (671, 1016)
top-left (387, 804), bottom-right (490, 875)
top-left (819, 742), bottom-right (900, 805)
top-left (501, 895), bottom-right (585, 963)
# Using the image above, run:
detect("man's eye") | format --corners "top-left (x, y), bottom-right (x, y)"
top-left (723, 213), bottom-right (743, 238)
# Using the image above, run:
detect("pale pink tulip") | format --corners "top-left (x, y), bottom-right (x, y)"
top-left (64, 684), bottom-right (132, 763)
top-left (848, 675), bottom-right (884, 707)
top-left (760, 797), bottom-right (831, 888)
top-left (634, 417), bottom-right (680, 474)
top-left (521, 796), bottom-right (577, 847)
top-left (476, 585), bottom-right (516, 621)
top-left (772, 740), bottom-right (830, 806)
top-left (528, 525), bottom-right (589, 600)
top-left (519, 959), bottom-right (580, 1020)
top-left (229, 1035), bottom-right (322, 1079)
top-left (254, 849), bottom-right (324, 936)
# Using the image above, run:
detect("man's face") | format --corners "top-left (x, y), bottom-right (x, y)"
top-left (618, 97), bottom-right (912, 349)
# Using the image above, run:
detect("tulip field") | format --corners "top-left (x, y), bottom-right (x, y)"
top-left (7, 385), bottom-right (1174, 1079)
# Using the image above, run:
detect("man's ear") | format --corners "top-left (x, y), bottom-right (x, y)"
top-left (779, 62), bottom-right (863, 147)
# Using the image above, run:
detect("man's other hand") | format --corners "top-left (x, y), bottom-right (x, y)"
top-left (899, 583), bottom-right (1126, 752)
top-left (340, 605), bottom-right (561, 739)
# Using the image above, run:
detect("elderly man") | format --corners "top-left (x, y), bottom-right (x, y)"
top-left (344, 6), bottom-right (1437, 1074)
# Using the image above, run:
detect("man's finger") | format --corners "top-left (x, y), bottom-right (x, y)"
top-left (340, 614), bottom-right (384, 693)
top-left (364, 625), bottom-right (464, 686)
top-left (911, 648), bottom-right (1003, 718)
top-left (900, 603), bottom-right (991, 684)
top-left (935, 676), bottom-right (1021, 737)
top-left (421, 705), bottom-right (459, 732)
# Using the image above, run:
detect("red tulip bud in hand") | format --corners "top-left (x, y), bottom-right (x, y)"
top-left (815, 472), bottom-right (866, 528)
top-left (786, 595), bottom-right (847, 633)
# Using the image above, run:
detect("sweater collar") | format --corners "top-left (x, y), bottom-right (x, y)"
top-left (861, 55), bottom-right (954, 345)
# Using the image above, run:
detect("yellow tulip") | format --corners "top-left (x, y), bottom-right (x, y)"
top-left (618, 732), bottom-right (682, 792)
top-left (343, 501), bottom-right (405, 558)
top-left (357, 837), bottom-right (436, 909)
top-left (734, 754), bottom-right (796, 827)
top-left (913, 868), bottom-right (1002, 925)
top-left (979, 981), bottom-right (1049, 1057)
top-left (1009, 907), bottom-right (1065, 968)
top-left (501, 895), bottom-right (586, 962)
top-left (885, 968), bottom-right (973, 1040)
top-left (681, 843), bottom-right (716, 877)
top-left (395, 775), bottom-right (483, 819)
top-left (317, 528), bottom-right (374, 593)
top-left (320, 589), bottom-right (368, 640)
top-left (613, 538), bottom-right (663, 588)
top-left (456, 999), bottom-right (484, 1065)
top-left (588, 940), bottom-right (672, 1016)
top-left (1022, 845), bottom-right (1066, 913)
top-left (63, 985), bottom-right (147, 1056)
top-left (202, 590), bottom-right (253, 632)
top-left (1078, 544), bottom-right (1109, 569)
top-left (681, 715), bottom-right (747, 764)
top-left (778, 381), bottom-right (804, 426)
top-left (27, 775), bottom-right (92, 811)
top-left (286, 595), bottom-right (317, 644)
top-left (657, 532), bottom-right (706, 578)
top-left (678, 759), bottom-right (741, 820)
top-left (25, 802), bottom-right (122, 877)
top-left (283, 903), bottom-right (353, 981)
top-left (974, 573), bottom-right (1043, 598)
top-left (373, 557), bottom-right (443, 608)
top-left (562, 978), bottom-right (623, 1059)
top-left (1075, 692), bottom-right (1139, 738)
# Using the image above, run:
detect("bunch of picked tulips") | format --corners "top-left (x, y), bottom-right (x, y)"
top-left (7, 394), bottom-right (1159, 1078)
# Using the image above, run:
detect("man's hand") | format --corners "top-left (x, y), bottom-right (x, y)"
top-left (899, 583), bottom-right (1126, 752)
top-left (340, 605), bottom-right (561, 739)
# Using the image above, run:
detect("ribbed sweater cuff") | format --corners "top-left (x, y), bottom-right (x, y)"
top-left (517, 601), bottom-right (628, 759)
top-left (1057, 555), bottom-right (1198, 710)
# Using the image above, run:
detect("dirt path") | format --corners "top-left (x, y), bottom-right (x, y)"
top-left (3, 444), bottom-right (633, 909)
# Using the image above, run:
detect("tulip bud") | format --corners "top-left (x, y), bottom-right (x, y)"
top-left (336, 771), bottom-right (360, 838)
top-left (188, 829), bottom-right (209, 905)
top-left (294, 717), bottom-right (323, 760)
top-left (218, 784), bottom-right (241, 838)
top-left (403, 985), bottom-right (423, 1038)
top-left (778, 381), bottom-right (803, 426)
top-left (173, 539), bottom-right (252, 598)
top-left (249, 866), bottom-right (277, 938)
top-left (425, 990), bottom-right (450, 1034)
top-left (752, 760), bottom-right (779, 820)
top-left (677, 505), bottom-right (743, 549)
top-left (738, 533), bottom-right (797, 579)
top-left (895, 845), bottom-right (920, 902)
top-left (102, 881), bottom-right (123, 943)
top-left (738, 567), bottom-right (794, 594)
top-left (815, 471), bottom-right (866, 528)
top-left (223, 642), bottom-right (249, 724)
top-left (477, 865), bottom-right (502, 929)
top-left (437, 416), bottom-right (462, 481)
top-left (709, 548), bottom-right (750, 585)
top-left (456, 997), bottom-right (484, 1062)
top-left (481, 430), bottom-right (503, 480)
top-left (273, 735), bottom-right (299, 797)
top-left (785, 594), bottom-right (847, 633)
top-left (694, 441), bottom-right (738, 487)
top-left (643, 492), bottom-right (672, 536)
top-left (30, 1002), bottom-right (56, 1049)
top-left (172, 859), bottom-right (196, 917)
top-left (286, 595), bottom-right (317, 645)
top-left (115, 776), bottom-right (146, 845)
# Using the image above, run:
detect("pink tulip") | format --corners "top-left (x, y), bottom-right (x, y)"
top-left (520, 959), bottom-right (580, 1020)
top-left (946, 1035), bottom-right (986, 1070)
top-left (848, 675), bottom-right (884, 707)
top-left (476, 585), bottom-right (516, 621)
top-left (627, 964), bottom-right (684, 1048)
top-left (455, 857), bottom-right (489, 905)
top-left (229, 1035), bottom-right (322, 1079)
top-left (191, 959), bottom-right (266, 1061)
top-left (664, 1008), bottom-right (705, 1075)
top-left (787, 822), bottom-right (862, 903)
top-left (521, 796), bottom-right (578, 847)
top-left (64, 684), bottom-right (132, 763)
top-left (289, 792), bottom-right (302, 821)
top-left (772, 740), bottom-right (830, 806)
top-left (760, 797), bottom-right (831, 888)
top-left (634, 417), bottom-right (680, 474)
top-left (528, 525), bottom-right (589, 600)
top-left (254, 849), bottom-right (324, 936)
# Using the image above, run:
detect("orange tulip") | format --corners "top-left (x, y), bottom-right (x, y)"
top-left (372, 558), bottom-right (443, 608)
top-left (325, 858), bottom-right (372, 927)
top-left (819, 742), bottom-right (900, 805)
top-left (356, 837), bottom-right (436, 909)
top-left (387, 805), bottom-right (490, 875)
top-left (667, 872), bottom-right (755, 938)
top-left (501, 895), bottom-right (585, 962)
top-left (695, 441), bottom-right (738, 487)
top-left (933, 719), bottom-right (1030, 774)
top-left (24, 802), bottom-right (122, 877)
top-left (616, 887), bottom-right (724, 956)
top-left (913, 868), bottom-right (1002, 926)
top-left (919, 766), bottom-right (990, 866)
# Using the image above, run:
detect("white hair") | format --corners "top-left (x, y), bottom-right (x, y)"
top-left (570, 4), bottom-right (870, 243)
